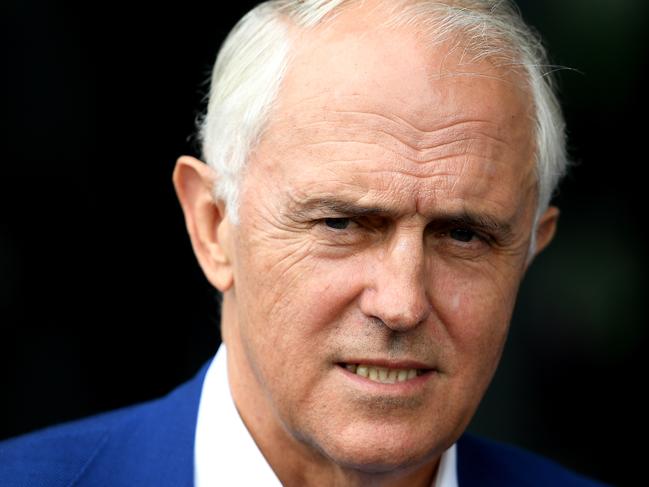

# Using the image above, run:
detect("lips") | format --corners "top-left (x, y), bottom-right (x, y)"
top-left (338, 362), bottom-right (432, 384)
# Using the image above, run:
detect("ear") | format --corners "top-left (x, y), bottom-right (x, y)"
top-left (172, 155), bottom-right (234, 292)
top-left (530, 205), bottom-right (560, 261)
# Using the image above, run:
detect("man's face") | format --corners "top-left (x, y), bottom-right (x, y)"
top-left (222, 19), bottom-right (541, 473)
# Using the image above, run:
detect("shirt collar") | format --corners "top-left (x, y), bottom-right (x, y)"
top-left (194, 343), bottom-right (458, 487)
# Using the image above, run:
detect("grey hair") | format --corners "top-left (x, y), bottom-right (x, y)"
top-left (195, 0), bottom-right (568, 258)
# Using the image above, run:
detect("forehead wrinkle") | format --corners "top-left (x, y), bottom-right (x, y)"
top-left (266, 115), bottom-right (524, 176)
top-left (278, 152), bottom-right (505, 201)
top-left (283, 171), bottom-right (518, 217)
top-left (295, 138), bottom-right (512, 169)
top-left (259, 125), bottom-right (533, 226)
top-left (350, 167), bottom-right (489, 194)
top-left (325, 108), bottom-right (510, 148)
top-left (274, 105), bottom-right (516, 149)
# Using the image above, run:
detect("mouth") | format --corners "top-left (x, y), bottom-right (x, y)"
top-left (336, 362), bottom-right (432, 384)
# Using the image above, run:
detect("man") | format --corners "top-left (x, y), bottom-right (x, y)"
top-left (0, 0), bottom-right (607, 485)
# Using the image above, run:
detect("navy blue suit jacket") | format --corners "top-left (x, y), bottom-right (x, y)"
top-left (0, 358), bottom-right (607, 486)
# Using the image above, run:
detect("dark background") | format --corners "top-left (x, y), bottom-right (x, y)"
top-left (2, 1), bottom-right (647, 484)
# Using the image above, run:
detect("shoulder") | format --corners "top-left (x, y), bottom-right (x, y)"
top-left (0, 357), bottom-right (212, 487)
top-left (0, 402), bottom-right (143, 486)
top-left (456, 433), bottom-right (610, 487)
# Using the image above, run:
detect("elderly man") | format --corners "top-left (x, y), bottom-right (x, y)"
top-left (0, 0), bottom-right (607, 486)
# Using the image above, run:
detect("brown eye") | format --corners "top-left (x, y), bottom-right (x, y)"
top-left (324, 218), bottom-right (351, 230)
top-left (449, 228), bottom-right (475, 242)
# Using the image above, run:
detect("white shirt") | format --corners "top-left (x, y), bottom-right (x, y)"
top-left (194, 343), bottom-right (458, 486)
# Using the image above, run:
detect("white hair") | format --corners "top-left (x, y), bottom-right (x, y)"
top-left (195, 0), bottom-right (568, 257)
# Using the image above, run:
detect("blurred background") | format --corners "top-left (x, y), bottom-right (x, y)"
top-left (2, 1), bottom-right (646, 484)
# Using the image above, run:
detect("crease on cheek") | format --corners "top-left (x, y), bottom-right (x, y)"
top-left (254, 246), bottom-right (320, 315)
top-left (266, 238), bottom-right (316, 277)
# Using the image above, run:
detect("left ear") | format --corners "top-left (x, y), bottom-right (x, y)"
top-left (172, 155), bottom-right (235, 293)
top-left (529, 205), bottom-right (560, 263)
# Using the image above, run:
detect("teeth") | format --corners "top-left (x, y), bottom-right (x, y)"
top-left (357, 365), bottom-right (369, 378)
top-left (344, 364), bottom-right (421, 383)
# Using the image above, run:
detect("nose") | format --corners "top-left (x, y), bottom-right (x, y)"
top-left (359, 232), bottom-right (432, 332)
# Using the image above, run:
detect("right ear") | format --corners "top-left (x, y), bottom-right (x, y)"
top-left (172, 155), bottom-right (234, 292)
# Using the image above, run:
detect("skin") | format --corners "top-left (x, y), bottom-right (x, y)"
top-left (172, 6), bottom-right (559, 487)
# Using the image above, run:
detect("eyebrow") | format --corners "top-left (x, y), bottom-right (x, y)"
top-left (290, 198), bottom-right (392, 219)
top-left (288, 197), bottom-right (515, 240)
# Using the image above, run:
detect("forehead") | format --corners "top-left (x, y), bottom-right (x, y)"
top-left (275, 5), bottom-right (534, 123)
top-left (248, 10), bottom-right (536, 219)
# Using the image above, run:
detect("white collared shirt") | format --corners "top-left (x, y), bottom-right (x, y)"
top-left (194, 343), bottom-right (458, 486)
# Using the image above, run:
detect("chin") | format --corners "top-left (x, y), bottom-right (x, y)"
top-left (310, 424), bottom-right (444, 474)
top-left (327, 443), bottom-right (437, 475)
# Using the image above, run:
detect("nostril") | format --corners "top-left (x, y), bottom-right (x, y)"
top-left (376, 304), bottom-right (431, 332)
top-left (359, 284), bottom-right (432, 333)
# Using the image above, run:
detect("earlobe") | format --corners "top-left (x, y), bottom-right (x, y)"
top-left (532, 205), bottom-right (560, 258)
top-left (172, 155), bottom-right (234, 293)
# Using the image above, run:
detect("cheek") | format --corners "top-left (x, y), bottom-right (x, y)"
top-left (431, 263), bottom-right (518, 367)
top-left (235, 245), bottom-right (366, 370)
top-left (242, 256), bottom-right (360, 339)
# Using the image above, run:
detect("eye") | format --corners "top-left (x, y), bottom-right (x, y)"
top-left (324, 217), bottom-right (351, 230)
top-left (449, 227), bottom-right (476, 242)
